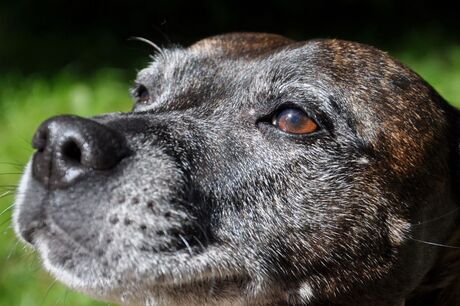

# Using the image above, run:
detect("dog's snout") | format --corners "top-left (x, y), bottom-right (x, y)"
top-left (31, 115), bottom-right (129, 189)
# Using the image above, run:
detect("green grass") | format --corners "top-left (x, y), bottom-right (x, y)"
top-left (0, 69), bottom-right (131, 306)
top-left (0, 45), bottom-right (459, 306)
top-left (395, 44), bottom-right (460, 107)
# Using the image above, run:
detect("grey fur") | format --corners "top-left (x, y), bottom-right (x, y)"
top-left (13, 33), bottom-right (460, 306)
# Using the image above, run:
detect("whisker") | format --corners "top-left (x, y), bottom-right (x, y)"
top-left (30, 265), bottom-right (43, 273)
top-left (7, 240), bottom-right (20, 260)
top-left (412, 207), bottom-right (460, 226)
top-left (54, 288), bottom-right (68, 306)
top-left (40, 279), bottom-right (58, 306)
top-left (129, 36), bottom-right (163, 54)
top-left (14, 244), bottom-right (37, 262)
top-left (409, 237), bottom-right (460, 249)
top-left (21, 251), bottom-right (42, 271)
top-left (0, 188), bottom-right (18, 195)
top-left (0, 216), bottom-right (12, 228)
top-left (179, 234), bottom-right (194, 257)
top-left (193, 220), bottom-right (210, 246)
top-left (193, 235), bottom-right (206, 253)
top-left (63, 289), bottom-right (69, 306)
top-left (0, 191), bottom-right (13, 198)
top-left (152, 24), bottom-right (172, 44)
top-left (0, 203), bottom-right (15, 217)
top-left (0, 184), bottom-right (18, 189)
top-left (11, 245), bottom-right (41, 271)
top-left (0, 161), bottom-right (24, 167)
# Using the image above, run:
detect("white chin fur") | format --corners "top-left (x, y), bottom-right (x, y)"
top-left (36, 235), bottom-right (98, 294)
top-left (12, 161), bottom-right (32, 245)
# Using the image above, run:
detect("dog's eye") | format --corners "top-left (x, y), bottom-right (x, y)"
top-left (134, 85), bottom-right (150, 103)
top-left (272, 108), bottom-right (319, 134)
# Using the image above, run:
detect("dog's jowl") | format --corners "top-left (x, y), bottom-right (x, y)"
top-left (13, 33), bottom-right (460, 306)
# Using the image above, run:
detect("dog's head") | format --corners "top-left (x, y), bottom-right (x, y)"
top-left (13, 33), bottom-right (460, 306)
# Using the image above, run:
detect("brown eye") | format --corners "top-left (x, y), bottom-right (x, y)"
top-left (272, 108), bottom-right (319, 134)
top-left (135, 85), bottom-right (150, 103)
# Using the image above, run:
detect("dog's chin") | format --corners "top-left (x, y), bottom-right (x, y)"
top-left (31, 229), bottom-right (248, 306)
top-left (17, 222), bottom-right (247, 306)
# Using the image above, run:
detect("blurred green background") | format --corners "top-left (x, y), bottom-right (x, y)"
top-left (0, 0), bottom-right (459, 305)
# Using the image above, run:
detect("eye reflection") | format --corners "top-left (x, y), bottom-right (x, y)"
top-left (272, 108), bottom-right (319, 134)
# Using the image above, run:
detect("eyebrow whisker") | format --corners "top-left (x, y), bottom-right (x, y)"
top-left (129, 36), bottom-right (163, 54)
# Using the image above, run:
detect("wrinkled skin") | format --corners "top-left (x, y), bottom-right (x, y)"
top-left (13, 33), bottom-right (460, 306)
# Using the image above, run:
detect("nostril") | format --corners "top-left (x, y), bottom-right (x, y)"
top-left (33, 130), bottom-right (48, 153)
top-left (62, 140), bottom-right (82, 164)
top-left (32, 115), bottom-right (130, 189)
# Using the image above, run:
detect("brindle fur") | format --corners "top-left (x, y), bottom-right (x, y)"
top-left (13, 33), bottom-right (460, 306)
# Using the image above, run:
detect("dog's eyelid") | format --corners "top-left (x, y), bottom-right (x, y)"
top-left (256, 99), bottom-right (334, 139)
top-left (272, 100), bottom-right (325, 123)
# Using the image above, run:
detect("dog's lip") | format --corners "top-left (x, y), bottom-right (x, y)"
top-left (131, 246), bottom-right (249, 287)
top-left (40, 229), bottom-right (248, 293)
top-left (19, 220), bottom-right (47, 246)
top-left (152, 273), bottom-right (250, 291)
top-left (29, 208), bottom-right (246, 286)
top-left (80, 270), bottom-right (249, 306)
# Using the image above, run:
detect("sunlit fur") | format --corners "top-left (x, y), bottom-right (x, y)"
top-left (14, 33), bottom-right (460, 306)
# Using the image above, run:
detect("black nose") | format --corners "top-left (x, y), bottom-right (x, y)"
top-left (32, 115), bottom-right (129, 189)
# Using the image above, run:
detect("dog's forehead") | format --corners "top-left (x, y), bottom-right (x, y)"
top-left (136, 33), bottom-right (295, 89)
top-left (188, 32), bottom-right (294, 57)
top-left (136, 34), bottom-right (449, 172)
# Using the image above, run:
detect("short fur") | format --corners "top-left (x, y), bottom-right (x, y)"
top-left (13, 33), bottom-right (460, 306)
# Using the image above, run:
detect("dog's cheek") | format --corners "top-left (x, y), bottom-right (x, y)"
top-left (386, 215), bottom-right (411, 247)
top-left (253, 170), bottom-right (404, 299)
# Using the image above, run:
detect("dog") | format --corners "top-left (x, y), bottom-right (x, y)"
top-left (13, 33), bottom-right (460, 306)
